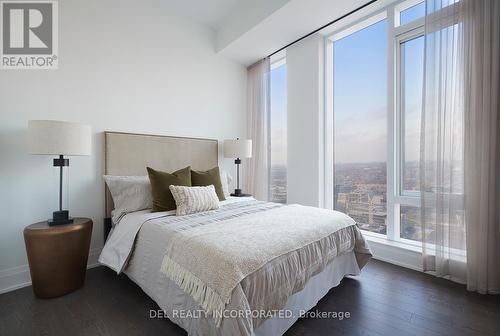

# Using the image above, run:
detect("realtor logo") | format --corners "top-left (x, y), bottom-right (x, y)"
top-left (1, 1), bottom-right (58, 69)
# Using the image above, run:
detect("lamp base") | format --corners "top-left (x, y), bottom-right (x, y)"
top-left (233, 188), bottom-right (242, 196)
top-left (48, 210), bottom-right (74, 226)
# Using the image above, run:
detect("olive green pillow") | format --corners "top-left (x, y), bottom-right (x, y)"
top-left (147, 166), bottom-right (192, 212)
top-left (191, 167), bottom-right (226, 201)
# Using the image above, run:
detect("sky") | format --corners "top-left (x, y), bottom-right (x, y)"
top-left (269, 2), bottom-right (425, 166)
top-left (270, 63), bottom-right (287, 166)
top-left (334, 19), bottom-right (389, 164)
top-left (334, 3), bottom-right (424, 164)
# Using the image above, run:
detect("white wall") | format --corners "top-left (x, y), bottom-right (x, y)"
top-left (0, 0), bottom-right (247, 292)
top-left (286, 34), bottom-right (325, 207)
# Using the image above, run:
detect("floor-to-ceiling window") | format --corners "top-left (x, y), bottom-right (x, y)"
top-left (269, 56), bottom-right (287, 203)
top-left (333, 18), bottom-right (388, 234)
top-left (328, 0), bottom-right (426, 246)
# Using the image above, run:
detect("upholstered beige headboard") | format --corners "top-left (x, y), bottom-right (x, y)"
top-left (104, 131), bottom-right (218, 218)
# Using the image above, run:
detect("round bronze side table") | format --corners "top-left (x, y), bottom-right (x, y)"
top-left (23, 218), bottom-right (93, 299)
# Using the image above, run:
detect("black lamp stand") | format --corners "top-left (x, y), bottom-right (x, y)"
top-left (233, 158), bottom-right (242, 196)
top-left (48, 154), bottom-right (73, 226)
top-left (230, 158), bottom-right (251, 197)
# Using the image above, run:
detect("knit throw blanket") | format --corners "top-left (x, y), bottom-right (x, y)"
top-left (160, 202), bottom-right (360, 327)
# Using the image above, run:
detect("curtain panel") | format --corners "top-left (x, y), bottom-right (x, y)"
top-left (462, 0), bottom-right (500, 294)
top-left (421, 0), bottom-right (500, 293)
top-left (245, 58), bottom-right (271, 201)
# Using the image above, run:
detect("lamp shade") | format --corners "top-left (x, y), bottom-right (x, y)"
top-left (28, 120), bottom-right (91, 156)
top-left (224, 139), bottom-right (252, 158)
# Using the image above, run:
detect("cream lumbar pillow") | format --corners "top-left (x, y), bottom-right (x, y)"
top-left (169, 185), bottom-right (220, 216)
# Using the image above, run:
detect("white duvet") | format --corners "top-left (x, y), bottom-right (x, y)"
top-left (99, 197), bottom-right (253, 273)
top-left (98, 197), bottom-right (372, 335)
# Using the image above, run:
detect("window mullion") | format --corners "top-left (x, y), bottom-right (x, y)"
top-left (386, 5), bottom-right (397, 241)
top-left (324, 39), bottom-right (334, 210)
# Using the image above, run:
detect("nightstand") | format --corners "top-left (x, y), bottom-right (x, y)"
top-left (23, 218), bottom-right (93, 298)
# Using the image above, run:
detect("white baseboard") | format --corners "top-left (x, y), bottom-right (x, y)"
top-left (0, 247), bottom-right (103, 295)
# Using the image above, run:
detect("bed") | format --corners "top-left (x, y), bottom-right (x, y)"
top-left (98, 132), bottom-right (372, 336)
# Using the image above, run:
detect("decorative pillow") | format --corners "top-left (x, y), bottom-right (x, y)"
top-left (103, 175), bottom-right (152, 225)
top-left (191, 167), bottom-right (226, 201)
top-left (147, 166), bottom-right (192, 212)
top-left (169, 185), bottom-right (220, 216)
top-left (219, 169), bottom-right (232, 199)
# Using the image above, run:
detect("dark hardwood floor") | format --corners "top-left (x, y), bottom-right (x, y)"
top-left (1, 259), bottom-right (498, 336)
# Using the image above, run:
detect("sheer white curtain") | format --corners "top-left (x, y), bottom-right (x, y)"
top-left (421, 0), bottom-right (466, 284)
top-left (245, 58), bottom-right (271, 201)
top-left (462, 0), bottom-right (500, 294)
top-left (421, 0), bottom-right (500, 293)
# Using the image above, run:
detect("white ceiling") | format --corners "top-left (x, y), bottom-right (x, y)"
top-left (163, 0), bottom-right (387, 66)
top-left (162, 0), bottom-right (244, 29)
top-left (217, 0), bottom-right (376, 65)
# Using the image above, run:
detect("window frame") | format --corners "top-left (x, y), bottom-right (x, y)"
top-left (326, 0), bottom-right (426, 247)
top-left (395, 28), bottom-right (424, 200)
top-left (394, 0), bottom-right (425, 27)
top-left (271, 55), bottom-right (286, 71)
top-left (326, 9), bottom-right (389, 241)
top-left (394, 6), bottom-right (424, 246)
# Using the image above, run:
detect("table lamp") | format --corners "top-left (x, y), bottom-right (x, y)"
top-left (28, 120), bottom-right (91, 225)
top-left (224, 138), bottom-right (252, 196)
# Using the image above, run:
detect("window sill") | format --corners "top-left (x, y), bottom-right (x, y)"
top-left (362, 231), bottom-right (422, 253)
top-left (361, 231), bottom-right (423, 271)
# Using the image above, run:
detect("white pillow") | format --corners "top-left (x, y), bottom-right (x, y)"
top-left (220, 170), bottom-right (233, 199)
top-left (103, 175), bottom-right (152, 224)
top-left (169, 185), bottom-right (220, 216)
